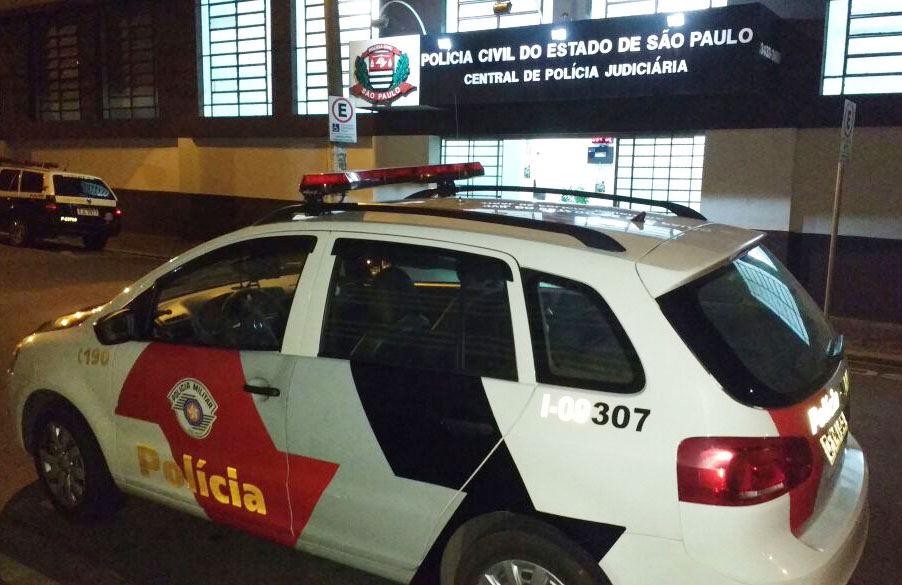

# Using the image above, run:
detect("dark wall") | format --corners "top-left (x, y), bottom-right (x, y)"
top-left (115, 188), bottom-right (289, 242)
top-left (764, 231), bottom-right (902, 323)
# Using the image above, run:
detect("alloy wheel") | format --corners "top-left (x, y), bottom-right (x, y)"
top-left (478, 559), bottom-right (566, 585)
top-left (37, 422), bottom-right (86, 508)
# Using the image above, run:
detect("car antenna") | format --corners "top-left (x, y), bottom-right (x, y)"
top-left (631, 211), bottom-right (646, 225)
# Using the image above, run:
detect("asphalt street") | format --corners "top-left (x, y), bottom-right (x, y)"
top-left (0, 239), bottom-right (900, 585)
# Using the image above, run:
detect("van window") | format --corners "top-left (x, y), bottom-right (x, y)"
top-left (658, 245), bottom-right (842, 408)
top-left (20, 171), bottom-right (44, 193)
top-left (0, 169), bottom-right (19, 192)
top-left (321, 239), bottom-right (517, 381)
top-left (522, 270), bottom-right (644, 393)
top-left (53, 176), bottom-right (114, 199)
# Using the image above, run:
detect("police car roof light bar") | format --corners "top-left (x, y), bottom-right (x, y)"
top-left (299, 162), bottom-right (484, 197)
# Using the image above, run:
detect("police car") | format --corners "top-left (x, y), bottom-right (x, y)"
top-left (5, 163), bottom-right (867, 585)
top-left (0, 158), bottom-right (122, 250)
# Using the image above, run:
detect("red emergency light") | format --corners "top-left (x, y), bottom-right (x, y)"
top-left (299, 162), bottom-right (485, 196)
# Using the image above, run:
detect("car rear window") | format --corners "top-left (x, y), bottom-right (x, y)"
top-left (53, 175), bottom-right (115, 199)
top-left (658, 246), bottom-right (842, 409)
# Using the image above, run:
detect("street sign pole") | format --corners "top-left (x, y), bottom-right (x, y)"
top-left (324, 0), bottom-right (346, 173)
top-left (824, 160), bottom-right (845, 317)
top-left (824, 99), bottom-right (856, 317)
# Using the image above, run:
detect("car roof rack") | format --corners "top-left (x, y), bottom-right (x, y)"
top-left (257, 201), bottom-right (626, 252)
top-left (0, 157), bottom-right (59, 170)
top-left (407, 185), bottom-right (706, 221)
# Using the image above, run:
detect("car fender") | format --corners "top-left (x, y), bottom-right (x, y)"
top-left (13, 326), bottom-right (120, 481)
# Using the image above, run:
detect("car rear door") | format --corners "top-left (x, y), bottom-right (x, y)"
top-left (110, 234), bottom-right (320, 546)
top-left (49, 174), bottom-right (118, 223)
top-left (282, 232), bottom-right (536, 573)
top-left (0, 168), bottom-right (21, 226)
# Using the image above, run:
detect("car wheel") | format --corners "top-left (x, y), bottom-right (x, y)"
top-left (9, 217), bottom-right (32, 247)
top-left (453, 530), bottom-right (608, 585)
top-left (82, 234), bottom-right (108, 251)
top-left (32, 406), bottom-right (121, 522)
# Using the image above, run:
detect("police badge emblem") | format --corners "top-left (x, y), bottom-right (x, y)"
top-left (168, 378), bottom-right (218, 439)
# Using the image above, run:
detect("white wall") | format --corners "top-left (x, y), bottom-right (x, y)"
top-left (13, 137), bottom-right (381, 201)
top-left (791, 127), bottom-right (902, 240)
top-left (702, 126), bottom-right (902, 240)
top-left (701, 128), bottom-right (797, 232)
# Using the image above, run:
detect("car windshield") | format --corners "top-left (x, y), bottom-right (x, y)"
top-left (53, 175), bottom-right (115, 199)
top-left (658, 245), bottom-right (842, 408)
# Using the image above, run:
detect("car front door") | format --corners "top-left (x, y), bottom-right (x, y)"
top-left (110, 234), bottom-right (319, 546)
top-left (284, 234), bottom-right (536, 572)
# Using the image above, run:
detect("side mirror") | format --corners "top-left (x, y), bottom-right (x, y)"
top-left (95, 308), bottom-right (136, 345)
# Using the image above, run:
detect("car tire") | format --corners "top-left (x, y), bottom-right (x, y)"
top-left (31, 405), bottom-right (121, 522)
top-left (9, 216), bottom-right (32, 247)
top-left (452, 529), bottom-right (609, 585)
top-left (82, 234), bottom-right (108, 251)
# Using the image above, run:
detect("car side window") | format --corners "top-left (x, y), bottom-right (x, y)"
top-left (0, 169), bottom-right (20, 192)
top-left (522, 269), bottom-right (644, 393)
top-left (321, 238), bottom-right (517, 381)
top-left (149, 236), bottom-right (315, 351)
top-left (20, 171), bottom-right (44, 193)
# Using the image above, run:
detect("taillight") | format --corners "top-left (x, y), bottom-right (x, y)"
top-left (114, 208), bottom-right (123, 217)
top-left (677, 437), bottom-right (812, 506)
top-left (44, 202), bottom-right (58, 212)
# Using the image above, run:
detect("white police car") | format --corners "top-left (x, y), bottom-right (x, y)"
top-left (5, 163), bottom-right (867, 585)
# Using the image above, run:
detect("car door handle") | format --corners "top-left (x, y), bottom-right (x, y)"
top-left (440, 418), bottom-right (495, 437)
top-left (243, 383), bottom-right (280, 397)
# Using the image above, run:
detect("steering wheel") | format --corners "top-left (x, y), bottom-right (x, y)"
top-left (220, 287), bottom-right (283, 349)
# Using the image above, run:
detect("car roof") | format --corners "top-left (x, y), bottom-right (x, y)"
top-left (260, 197), bottom-right (764, 287)
top-left (0, 164), bottom-right (104, 182)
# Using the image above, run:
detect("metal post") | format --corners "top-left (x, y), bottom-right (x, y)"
top-left (824, 160), bottom-right (845, 317)
top-left (324, 0), bottom-right (346, 172)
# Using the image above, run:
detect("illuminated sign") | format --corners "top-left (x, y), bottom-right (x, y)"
top-left (390, 4), bottom-right (781, 106)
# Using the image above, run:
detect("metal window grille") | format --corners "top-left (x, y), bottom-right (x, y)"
top-left (103, 7), bottom-right (157, 119)
top-left (446, 0), bottom-right (550, 32)
top-left (822, 0), bottom-right (902, 95)
top-left (590, 0), bottom-right (726, 19)
top-left (440, 139), bottom-right (504, 189)
top-left (615, 135), bottom-right (704, 213)
top-left (295, 0), bottom-right (377, 115)
top-left (199, 0), bottom-right (273, 117)
top-left (39, 22), bottom-right (80, 121)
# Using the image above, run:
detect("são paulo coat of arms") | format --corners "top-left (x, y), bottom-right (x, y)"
top-left (351, 43), bottom-right (417, 105)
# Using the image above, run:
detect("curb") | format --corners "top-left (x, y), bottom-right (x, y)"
top-left (846, 350), bottom-right (902, 368)
top-left (103, 246), bottom-right (173, 260)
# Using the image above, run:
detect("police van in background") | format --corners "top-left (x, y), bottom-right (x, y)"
top-left (0, 158), bottom-right (122, 250)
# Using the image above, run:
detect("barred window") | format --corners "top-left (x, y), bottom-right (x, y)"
top-left (446, 0), bottom-right (551, 32)
top-left (39, 22), bottom-right (80, 121)
top-left (823, 0), bottom-right (902, 95)
top-left (440, 139), bottom-right (503, 188)
top-left (295, 0), bottom-right (378, 115)
top-left (199, 0), bottom-right (273, 117)
top-left (590, 0), bottom-right (726, 19)
top-left (103, 7), bottom-right (157, 119)
top-left (615, 135), bottom-right (705, 213)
